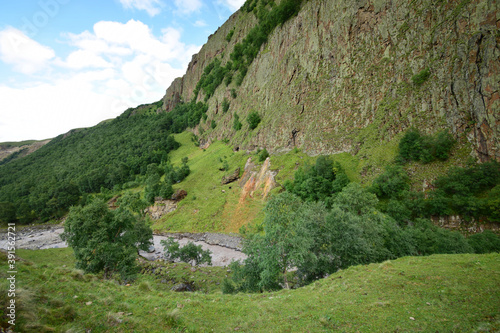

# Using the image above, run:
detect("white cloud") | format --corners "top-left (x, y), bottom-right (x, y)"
top-left (0, 80), bottom-right (116, 141)
top-left (0, 19), bottom-right (202, 141)
top-left (119, 0), bottom-right (164, 16)
top-left (217, 0), bottom-right (245, 11)
top-left (194, 20), bottom-right (207, 27)
top-left (0, 27), bottom-right (55, 74)
top-left (174, 0), bottom-right (203, 14)
top-left (57, 50), bottom-right (113, 69)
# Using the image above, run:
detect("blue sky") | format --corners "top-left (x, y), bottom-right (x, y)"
top-left (0, 0), bottom-right (244, 142)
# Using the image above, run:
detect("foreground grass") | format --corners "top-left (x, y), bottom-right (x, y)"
top-left (1, 249), bottom-right (499, 332)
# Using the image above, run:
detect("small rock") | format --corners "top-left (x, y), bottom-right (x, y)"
top-left (410, 317), bottom-right (415, 321)
top-left (171, 283), bottom-right (193, 292)
top-left (86, 301), bottom-right (92, 306)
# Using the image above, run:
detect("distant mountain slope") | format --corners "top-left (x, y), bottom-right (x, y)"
top-left (162, 0), bottom-right (499, 163)
top-left (0, 139), bottom-right (50, 164)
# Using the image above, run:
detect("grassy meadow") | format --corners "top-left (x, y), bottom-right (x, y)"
top-left (1, 248), bottom-right (498, 332)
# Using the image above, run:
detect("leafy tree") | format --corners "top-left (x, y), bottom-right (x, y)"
top-left (398, 128), bottom-right (423, 163)
top-left (335, 183), bottom-right (378, 215)
top-left (116, 192), bottom-right (149, 215)
top-left (61, 199), bottom-right (153, 279)
top-left (284, 157), bottom-right (350, 204)
top-left (0, 202), bottom-right (16, 224)
top-left (144, 172), bottom-right (161, 204)
top-left (231, 185), bottom-right (416, 291)
top-left (161, 237), bottom-right (212, 266)
top-left (315, 156), bottom-right (334, 181)
top-left (231, 192), bottom-right (314, 291)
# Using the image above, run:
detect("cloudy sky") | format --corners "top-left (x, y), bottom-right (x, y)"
top-left (0, 0), bottom-right (244, 142)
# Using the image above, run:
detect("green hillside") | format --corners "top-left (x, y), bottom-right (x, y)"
top-left (1, 0), bottom-right (499, 331)
top-left (2, 249), bottom-right (498, 332)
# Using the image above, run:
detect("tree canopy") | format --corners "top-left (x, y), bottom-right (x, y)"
top-left (61, 199), bottom-right (153, 280)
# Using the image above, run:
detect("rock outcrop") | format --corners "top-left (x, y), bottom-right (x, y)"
top-left (221, 167), bottom-right (240, 185)
top-left (162, 0), bottom-right (499, 162)
top-left (239, 157), bottom-right (278, 200)
top-left (145, 200), bottom-right (178, 220)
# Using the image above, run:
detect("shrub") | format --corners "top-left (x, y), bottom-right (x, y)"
top-left (467, 230), bottom-right (500, 254)
top-left (258, 148), bottom-right (269, 162)
top-left (370, 165), bottom-right (410, 199)
top-left (233, 113), bottom-right (242, 131)
top-left (222, 98), bottom-right (230, 113)
top-left (221, 278), bottom-right (237, 294)
top-left (225, 29), bottom-right (234, 42)
top-left (211, 120), bottom-right (217, 129)
top-left (161, 237), bottom-right (212, 266)
top-left (397, 128), bottom-right (422, 163)
top-left (397, 128), bottom-right (455, 164)
top-left (407, 219), bottom-right (472, 255)
top-left (284, 158), bottom-right (350, 203)
top-left (411, 67), bottom-right (431, 86)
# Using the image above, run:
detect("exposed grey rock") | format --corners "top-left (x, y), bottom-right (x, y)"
top-left (161, 0), bottom-right (499, 162)
top-left (171, 283), bottom-right (194, 292)
top-left (221, 167), bottom-right (240, 185)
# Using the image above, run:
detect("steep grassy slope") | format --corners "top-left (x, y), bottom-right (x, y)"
top-left (152, 132), bottom-right (374, 233)
top-left (2, 249), bottom-right (498, 332)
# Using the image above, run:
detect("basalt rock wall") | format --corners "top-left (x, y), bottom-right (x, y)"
top-left (163, 0), bottom-right (499, 161)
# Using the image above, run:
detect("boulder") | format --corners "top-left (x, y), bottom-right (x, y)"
top-left (171, 283), bottom-right (194, 292)
top-left (172, 189), bottom-right (187, 201)
top-left (221, 167), bottom-right (240, 185)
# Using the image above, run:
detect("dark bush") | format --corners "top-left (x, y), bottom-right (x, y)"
top-left (233, 113), bottom-right (242, 131)
top-left (225, 29), bottom-right (234, 42)
top-left (247, 111), bottom-right (261, 130)
top-left (467, 230), bottom-right (500, 254)
top-left (370, 165), bottom-right (410, 199)
top-left (284, 158), bottom-right (350, 204)
top-left (411, 67), bottom-right (431, 86)
top-left (258, 148), bottom-right (269, 162)
top-left (161, 237), bottom-right (212, 266)
top-left (397, 128), bottom-right (455, 164)
top-left (222, 98), bottom-right (230, 113)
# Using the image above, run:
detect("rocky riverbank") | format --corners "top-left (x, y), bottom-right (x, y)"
top-left (0, 225), bottom-right (247, 267)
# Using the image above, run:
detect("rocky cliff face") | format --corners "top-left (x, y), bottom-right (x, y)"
top-left (163, 0), bottom-right (499, 162)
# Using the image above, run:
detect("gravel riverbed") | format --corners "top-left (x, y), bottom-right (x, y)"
top-left (0, 225), bottom-right (247, 267)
